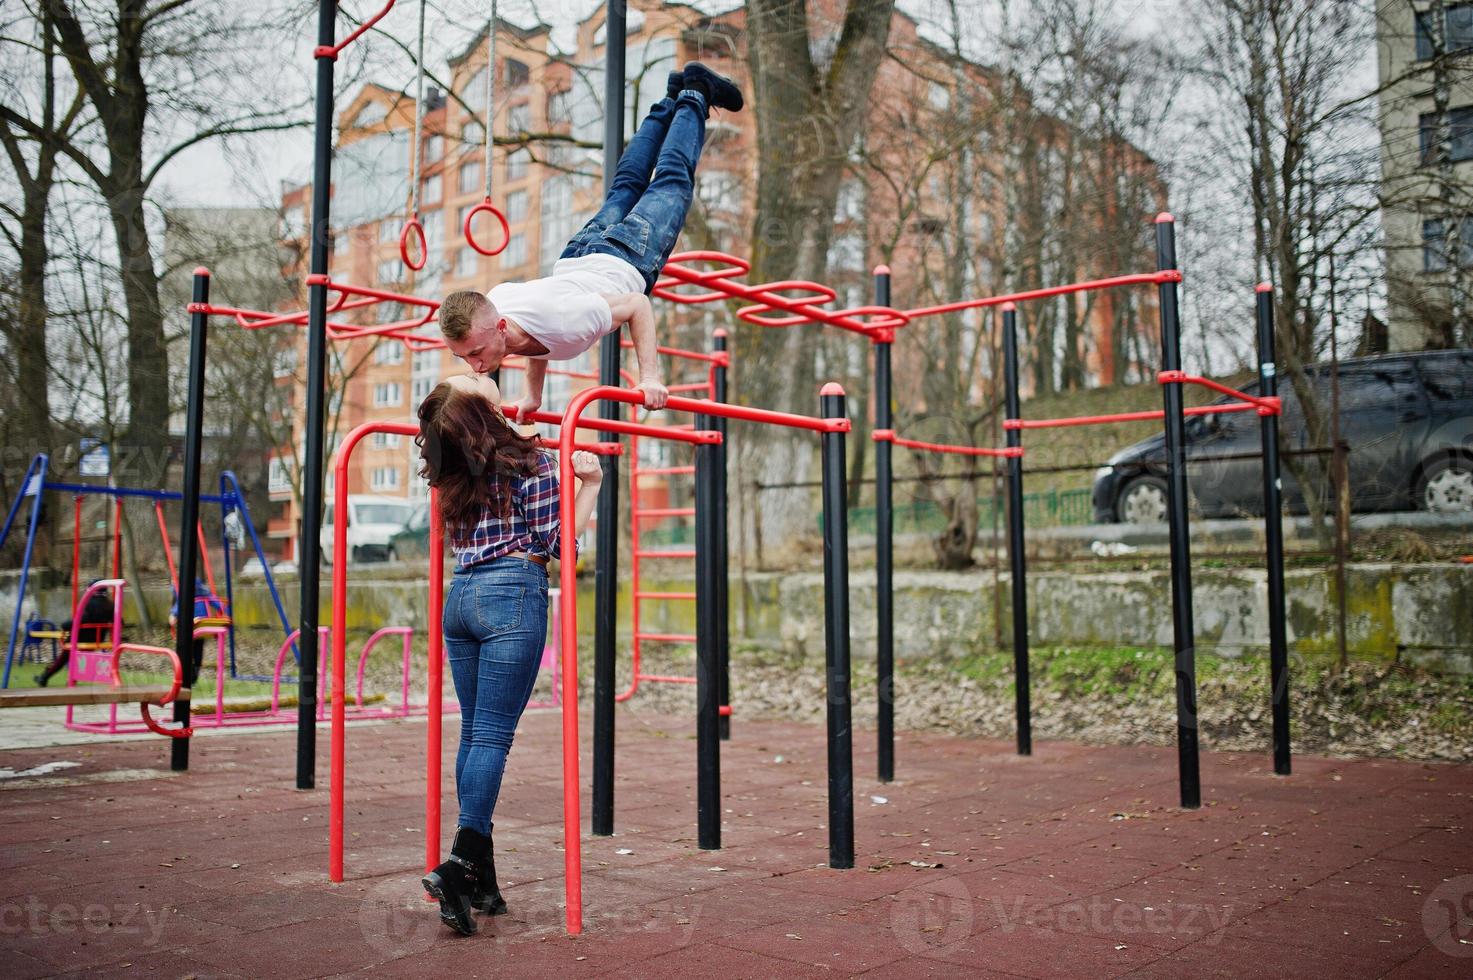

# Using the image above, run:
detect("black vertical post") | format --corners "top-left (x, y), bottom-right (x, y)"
top-left (873, 266), bottom-right (895, 782)
top-left (1155, 213), bottom-right (1201, 809)
top-left (820, 384), bottom-right (855, 870)
top-left (296, 0), bottom-right (338, 790)
top-left (172, 270), bottom-right (211, 771)
top-left (1256, 284), bottom-right (1291, 775)
top-left (712, 331), bottom-right (731, 741)
top-left (591, 0), bottom-right (626, 837)
top-left (1001, 304), bottom-right (1031, 757)
top-left (694, 412), bottom-right (720, 849)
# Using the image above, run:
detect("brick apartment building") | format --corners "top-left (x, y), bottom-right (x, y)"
top-left (264, 0), bottom-right (1162, 559)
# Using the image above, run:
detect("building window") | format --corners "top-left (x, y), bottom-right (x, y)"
top-left (412, 375), bottom-right (435, 411)
top-left (373, 382), bottom-right (403, 407)
top-left (379, 221), bottom-right (398, 244)
top-left (1416, 4), bottom-right (1473, 60)
top-left (505, 58), bottom-right (530, 89)
top-left (1419, 106), bottom-right (1473, 164)
top-left (371, 432), bottom-right (402, 450)
top-left (377, 260), bottom-right (402, 284)
top-left (506, 149), bottom-right (529, 182)
top-left (373, 343), bottom-right (403, 365)
top-left (508, 103), bottom-right (530, 136)
top-left (371, 466), bottom-right (400, 491)
top-left (500, 232), bottom-right (527, 269)
top-left (456, 246), bottom-right (478, 278)
top-left (458, 161), bottom-right (482, 195)
top-left (1423, 216), bottom-right (1473, 272)
top-left (547, 90), bottom-right (571, 127)
top-left (505, 189), bottom-right (529, 222)
top-left (273, 345), bottom-right (298, 377)
top-left (425, 134), bottom-right (443, 162)
top-left (332, 229), bottom-right (348, 255)
top-left (268, 457), bottom-right (291, 494)
top-left (413, 350), bottom-right (439, 374)
top-left (422, 174), bottom-right (441, 206)
top-left (463, 68), bottom-right (487, 110)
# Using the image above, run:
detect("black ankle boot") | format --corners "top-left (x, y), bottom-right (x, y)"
top-left (681, 61), bottom-right (744, 112)
top-left (421, 827), bottom-right (488, 935)
top-left (665, 69), bottom-right (684, 100)
top-left (471, 833), bottom-right (509, 916)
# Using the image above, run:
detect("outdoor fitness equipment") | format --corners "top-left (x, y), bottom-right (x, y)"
top-left (397, 0), bottom-right (430, 270)
top-left (651, 215), bottom-right (1292, 809)
top-left (463, 0), bottom-right (510, 257)
top-left (0, 459), bottom-right (293, 690)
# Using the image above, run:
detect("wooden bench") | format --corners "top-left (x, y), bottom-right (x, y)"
top-left (7, 579), bottom-right (195, 739)
top-left (0, 686), bottom-right (191, 709)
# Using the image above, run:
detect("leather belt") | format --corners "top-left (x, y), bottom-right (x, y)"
top-left (506, 551), bottom-right (549, 567)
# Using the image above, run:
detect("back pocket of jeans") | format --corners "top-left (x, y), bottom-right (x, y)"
top-left (473, 582), bottom-right (524, 635)
top-left (602, 213), bottom-right (651, 257)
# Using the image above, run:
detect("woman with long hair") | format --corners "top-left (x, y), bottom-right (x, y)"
top-left (415, 373), bottom-right (603, 935)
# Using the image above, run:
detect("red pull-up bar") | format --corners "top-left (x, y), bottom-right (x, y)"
top-left (872, 429), bottom-right (1022, 459)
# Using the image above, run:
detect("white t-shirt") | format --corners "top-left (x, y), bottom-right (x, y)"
top-left (487, 254), bottom-right (644, 360)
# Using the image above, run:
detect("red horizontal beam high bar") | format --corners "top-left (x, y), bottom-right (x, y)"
top-left (872, 429), bottom-right (1022, 459)
top-left (552, 383), bottom-right (850, 935)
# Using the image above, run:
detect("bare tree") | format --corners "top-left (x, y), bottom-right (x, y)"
top-left (1, 0), bottom-right (311, 488)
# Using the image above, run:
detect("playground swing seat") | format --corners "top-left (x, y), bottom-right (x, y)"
top-left (0, 580), bottom-right (192, 740)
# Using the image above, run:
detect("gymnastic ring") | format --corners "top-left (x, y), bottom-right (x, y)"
top-left (399, 215), bottom-right (427, 271)
top-left (464, 198), bottom-right (510, 257)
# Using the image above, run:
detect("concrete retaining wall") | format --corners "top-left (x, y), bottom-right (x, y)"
top-left (4, 562), bottom-right (1469, 673)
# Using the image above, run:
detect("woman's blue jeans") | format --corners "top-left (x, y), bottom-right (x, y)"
top-left (560, 91), bottom-right (709, 292)
top-left (442, 556), bottom-right (549, 835)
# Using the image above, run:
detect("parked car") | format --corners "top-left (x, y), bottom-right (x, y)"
top-left (1093, 349), bottom-right (1473, 524)
top-left (321, 495), bottom-right (419, 563)
top-left (387, 502), bottom-right (430, 562)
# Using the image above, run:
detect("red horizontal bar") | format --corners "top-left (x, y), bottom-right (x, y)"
top-left (1160, 371), bottom-right (1282, 415)
top-left (636, 591), bottom-right (697, 601)
top-left (618, 338), bottom-right (725, 364)
top-left (636, 507), bottom-right (695, 518)
top-left (636, 465), bottom-right (696, 476)
top-left (520, 409), bottom-right (722, 445)
top-left (668, 381), bottom-right (713, 394)
top-left (549, 440), bottom-right (623, 456)
top-left (872, 429), bottom-right (1022, 459)
top-left (565, 386), bottom-right (849, 436)
top-left (635, 550), bottom-right (696, 559)
top-left (636, 633), bottom-right (697, 644)
top-left (901, 271), bottom-right (1182, 321)
top-left (637, 673), bottom-right (698, 685)
top-left (1003, 401), bottom-right (1261, 431)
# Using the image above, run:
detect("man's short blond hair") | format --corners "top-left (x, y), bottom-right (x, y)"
top-left (439, 290), bottom-right (491, 342)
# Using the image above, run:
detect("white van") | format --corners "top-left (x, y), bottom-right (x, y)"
top-left (321, 495), bottom-right (417, 564)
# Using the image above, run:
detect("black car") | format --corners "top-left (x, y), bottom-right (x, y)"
top-left (1092, 349), bottom-right (1473, 524)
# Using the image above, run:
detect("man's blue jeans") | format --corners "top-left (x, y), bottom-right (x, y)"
top-left (443, 556), bottom-right (549, 835)
top-left (560, 91), bottom-right (708, 292)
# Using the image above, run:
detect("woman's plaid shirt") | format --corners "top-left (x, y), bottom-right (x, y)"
top-left (451, 451), bottom-right (573, 567)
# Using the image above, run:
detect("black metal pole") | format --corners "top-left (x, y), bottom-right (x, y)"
top-left (1256, 284), bottom-right (1291, 776)
top-left (1155, 213), bottom-right (1201, 809)
top-left (820, 384), bottom-right (855, 870)
top-left (712, 330), bottom-right (731, 741)
top-left (1001, 304), bottom-right (1031, 757)
top-left (694, 411), bottom-right (720, 849)
top-left (297, 0), bottom-right (337, 790)
top-left (172, 269), bottom-right (211, 772)
top-left (873, 265), bottom-right (895, 782)
top-left (591, 0), bottom-right (627, 837)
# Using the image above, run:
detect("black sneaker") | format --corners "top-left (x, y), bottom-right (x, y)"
top-left (665, 70), bottom-right (684, 100)
top-left (681, 61), bottom-right (743, 112)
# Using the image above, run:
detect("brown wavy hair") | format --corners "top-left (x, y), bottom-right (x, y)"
top-left (416, 381), bottom-right (542, 539)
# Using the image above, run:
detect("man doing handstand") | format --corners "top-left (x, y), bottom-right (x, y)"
top-left (438, 61), bottom-right (743, 417)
